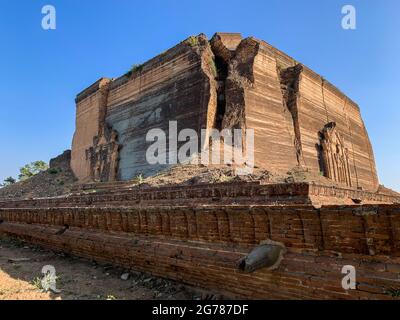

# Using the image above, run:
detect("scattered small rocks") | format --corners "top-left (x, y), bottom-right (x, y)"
top-left (120, 273), bottom-right (130, 281)
top-left (1, 235), bottom-right (218, 300)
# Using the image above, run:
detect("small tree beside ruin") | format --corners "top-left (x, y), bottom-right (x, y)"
top-left (0, 176), bottom-right (16, 187)
top-left (18, 161), bottom-right (49, 181)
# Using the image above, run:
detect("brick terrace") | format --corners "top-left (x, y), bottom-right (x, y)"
top-left (0, 181), bottom-right (399, 299)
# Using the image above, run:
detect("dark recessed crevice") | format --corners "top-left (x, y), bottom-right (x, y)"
top-left (210, 36), bottom-right (259, 134)
top-left (210, 34), bottom-right (243, 132)
top-left (279, 64), bottom-right (304, 166)
top-left (214, 56), bottom-right (228, 131)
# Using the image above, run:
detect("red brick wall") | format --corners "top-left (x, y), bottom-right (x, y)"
top-left (1, 204), bottom-right (400, 299)
top-left (0, 182), bottom-right (397, 209)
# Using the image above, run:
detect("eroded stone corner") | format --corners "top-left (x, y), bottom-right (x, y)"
top-left (85, 79), bottom-right (121, 182)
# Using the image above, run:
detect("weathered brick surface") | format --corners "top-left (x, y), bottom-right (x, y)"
top-left (0, 181), bottom-right (398, 209)
top-left (70, 33), bottom-right (380, 193)
top-left (1, 203), bottom-right (400, 299)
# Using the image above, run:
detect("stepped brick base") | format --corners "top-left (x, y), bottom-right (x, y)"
top-left (1, 202), bottom-right (400, 299)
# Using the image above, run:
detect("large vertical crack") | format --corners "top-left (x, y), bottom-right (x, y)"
top-left (214, 55), bottom-right (228, 130)
top-left (210, 34), bottom-right (235, 131)
top-left (278, 64), bottom-right (304, 166)
top-left (210, 36), bottom-right (258, 132)
top-left (191, 33), bottom-right (218, 152)
top-left (209, 34), bottom-right (256, 168)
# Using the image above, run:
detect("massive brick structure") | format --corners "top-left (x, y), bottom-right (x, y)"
top-left (0, 182), bottom-right (399, 299)
top-left (71, 33), bottom-right (379, 192)
top-left (1, 32), bottom-right (398, 300)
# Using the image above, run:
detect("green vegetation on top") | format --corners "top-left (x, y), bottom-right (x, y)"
top-left (0, 160), bottom-right (49, 188)
top-left (125, 63), bottom-right (144, 78)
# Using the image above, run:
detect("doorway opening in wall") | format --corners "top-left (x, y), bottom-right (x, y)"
top-left (215, 56), bottom-right (228, 131)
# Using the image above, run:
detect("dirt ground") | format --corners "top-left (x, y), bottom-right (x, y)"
top-left (0, 236), bottom-right (215, 300)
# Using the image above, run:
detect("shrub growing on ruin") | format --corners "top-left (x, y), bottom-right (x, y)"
top-left (186, 36), bottom-right (199, 47)
top-left (125, 64), bottom-right (143, 77)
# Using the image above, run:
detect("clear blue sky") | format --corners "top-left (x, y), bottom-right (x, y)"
top-left (0, 0), bottom-right (399, 191)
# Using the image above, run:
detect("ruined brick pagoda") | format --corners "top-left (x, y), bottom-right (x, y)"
top-left (71, 33), bottom-right (379, 193)
top-left (1, 33), bottom-right (400, 300)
